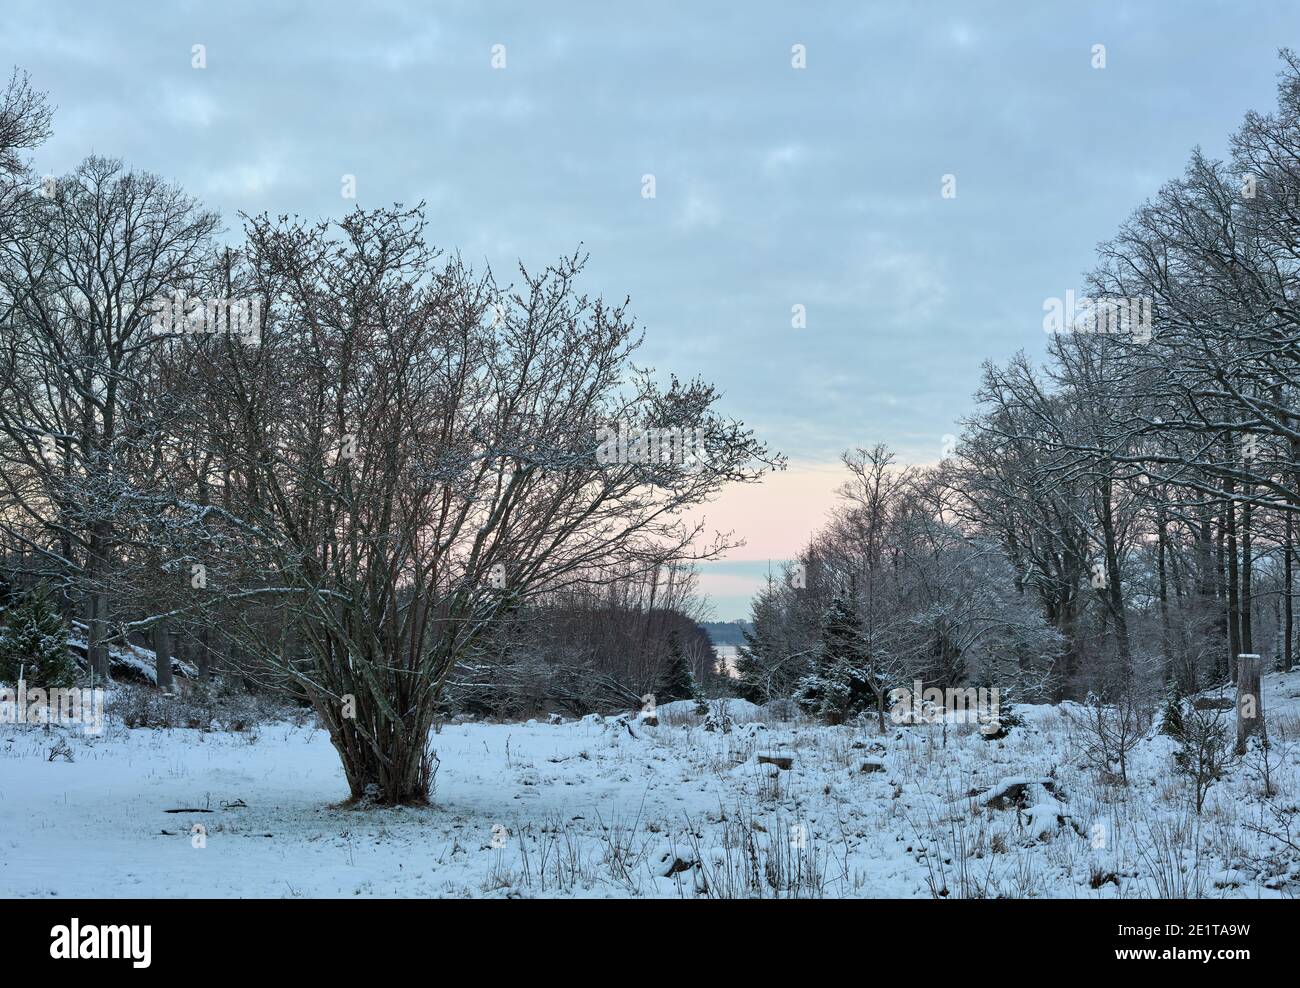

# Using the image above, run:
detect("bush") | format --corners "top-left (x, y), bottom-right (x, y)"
top-left (0, 587), bottom-right (76, 688)
top-left (1159, 687), bottom-right (1185, 740)
top-left (976, 685), bottom-right (1024, 740)
top-left (657, 634), bottom-right (701, 704)
top-left (1063, 687), bottom-right (1153, 784)
top-left (1173, 705), bottom-right (1232, 814)
top-left (795, 592), bottom-right (875, 723)
top-left (106, 681), bottom-right (294, 731)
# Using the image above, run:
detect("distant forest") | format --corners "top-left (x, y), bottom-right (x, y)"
top-left (700, 621), bottom-right (754, 645)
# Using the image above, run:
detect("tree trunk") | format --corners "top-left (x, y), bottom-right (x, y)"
top-left (1241, 496), bottom-right (1253, 655)
top-left (154, 621), bottom-right (174, 693)
top-left (1157, 499), bottom-right (1173, 684)
top-left (1287, 511), bottom-right (1294, 674)
top-left (84, 589), bottom-right (109, 681)
top-left (197, 629), bottom-right (212, 681)
top-left (1235, 653), bottom-right (1264, 755)
top-left (1224, 497), bottom-right (1241, 683)
top-left (323, 695), bottom-right (436, 805)
top-left (1099, 474), bottom-right (1132, 672)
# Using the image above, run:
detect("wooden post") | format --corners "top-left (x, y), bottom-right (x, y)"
top-left (1235, 653), bottom-right (1264, 755)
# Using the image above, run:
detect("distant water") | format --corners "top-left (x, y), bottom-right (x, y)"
top-left (713, 644), bottom-right (739, 676)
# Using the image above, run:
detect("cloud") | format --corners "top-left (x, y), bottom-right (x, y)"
top-left (5, 0), bottom-right (1290, 620)
top-left (948, 22), bottom-right (978, 49)
top-left (163, 89), bottom-right (221, 129)
top-left (675, 189), bottom-right (722, 231)
top-left (202, 150), bottom-right (287, 198)
top-left (762, 143), bottom-right (808, 174)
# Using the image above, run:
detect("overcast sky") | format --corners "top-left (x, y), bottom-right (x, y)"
top-left (6, 0), bottom-right (1300, 619)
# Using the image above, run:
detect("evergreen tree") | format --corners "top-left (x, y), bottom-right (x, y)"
top-left (657, 633), bottom-right (700, 703)
top-left (734, 625), bottom-right (772, 703)
top-left (735, 572), bottom-right (806, 702)
top-left (0, 587), bottom-right (77, 688)
top-left (1159, 685), bottom-right (1186, 740)
top-left (795, 591), bottom-right (872, 723)
top-left (976, 683), bottom-right (1025, 740)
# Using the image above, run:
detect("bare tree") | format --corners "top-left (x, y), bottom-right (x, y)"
top-left (176, 205), bottom-right (778, 803)
top-left (0, 156), bottom-right (219, 677)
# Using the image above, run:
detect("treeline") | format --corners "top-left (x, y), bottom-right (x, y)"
top-left (737, 444), bottom-right (1060, 719)
top-left (740, 53), bottom-right (1300, 717)
top-left (448, 564), bottom-right (723, 718)
top-left (699, 620), bottom-right (753, 645)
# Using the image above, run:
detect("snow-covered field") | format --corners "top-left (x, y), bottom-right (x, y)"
top-left (2, 675), bottom-right (1299, 899)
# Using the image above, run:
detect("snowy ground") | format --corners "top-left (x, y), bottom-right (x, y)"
top-left (2, 674), bottom-right (1299, 898)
